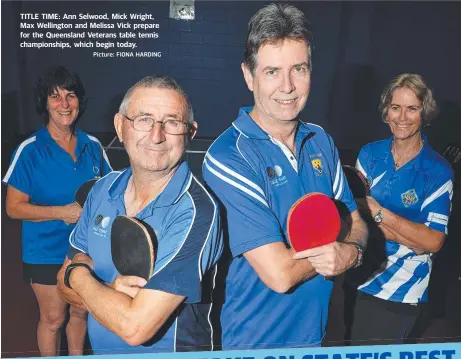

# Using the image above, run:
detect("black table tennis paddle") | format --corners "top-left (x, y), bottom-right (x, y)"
top-left (343, 165), bottom-right (371, 198)
top-left (75, 179), bottom-right (98, 208)
top-left (111, 215), bottom-right (156, 281)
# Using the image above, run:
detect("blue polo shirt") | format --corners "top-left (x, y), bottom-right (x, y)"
top-left (355, 137), bottom-right (453, 303)
top-left (67, 161), bottom-right (223, 354)
top-left (202, 107), bottom-right (357, 349)
top-left (2, 126), bottom-right (112, 264)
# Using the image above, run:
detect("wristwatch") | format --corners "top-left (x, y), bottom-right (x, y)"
top-left (348, 242), bottom-right (364, 268)
top-left (373, 207), bottom-right (384, 224)
top-left (64, 263), bottom-right (93, 290)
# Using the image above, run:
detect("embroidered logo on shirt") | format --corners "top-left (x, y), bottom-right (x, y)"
top-left (268, 164), bottom-right (288, 187)
top-left (267, 167), bottom-right (276, 178)
top-left (311, 158), bottom-right (323, 175)
top-left (274, 165), bottom-right (283, 177)
top-left (94, 214), bottom-right (104, 226)
top-left (401, 189), bottom-right (419, 207)
top-left (101, 216), bottom-right (111, 228)
top-left (93, 214), bottom-right (110, 237)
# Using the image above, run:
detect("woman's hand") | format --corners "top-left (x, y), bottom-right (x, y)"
top-left (6, 185), bottom-right (82, 223)
top-left (57, 203), bottom-right (82, 223)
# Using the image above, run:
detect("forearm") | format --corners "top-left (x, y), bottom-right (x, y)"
top-left (380, 208), bottom-right (444, 253)
top-left (57, 259), bottom-right (88, 310)
top-left (7, 202), bottom-right (63, 222)
top-left (245, 243), bottom-right (317, 293)
top-left (379, 223), bottom-right (426, 254)
top-left (343, 211), bottom-right (368, 248)
top-left (69, 268), bottom-right (137, 340)
top-left (284, 248), bottom-right (318, 284)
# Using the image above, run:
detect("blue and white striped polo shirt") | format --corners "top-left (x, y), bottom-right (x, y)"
top-left (356, 137), bottom-right (453, 303)
top-left (68, 161), bottom-right (223, 353)
top-left (202, 107), bottom-right (357, 349)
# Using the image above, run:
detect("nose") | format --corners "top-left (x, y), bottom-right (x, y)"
top-left (398, 108), bottom-right (409, 122)
top-left (148, 121), bottom-right (166, 143)
top-left (60, 96), bottom-right (70, 109)
top-left (280, 72), bottom-right (295, 93)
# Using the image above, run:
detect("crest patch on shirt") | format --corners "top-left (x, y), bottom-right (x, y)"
top-left (268, 164), bottom-right (288, 187)
top-left (93, 214), bottom-right (111, 238)
top-left (401, 189), bottom-right (419, 207)
top-left (266, 167), bottom-right (276, 178)
top-left (94, 214), bottom-right (104, 226)
top-left (311, 158), bottom-right (323, 175)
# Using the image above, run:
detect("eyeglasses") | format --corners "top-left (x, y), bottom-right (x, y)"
top-left (122, 114), bottom-right (189, 135)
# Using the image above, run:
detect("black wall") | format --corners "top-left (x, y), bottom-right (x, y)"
top-left (2, 1), bottom-right (461, 153)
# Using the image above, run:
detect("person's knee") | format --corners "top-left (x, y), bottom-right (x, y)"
top-left (69, 306), bottom-right (88, 321)
top-left (40, 307), bottom-right (66, 330)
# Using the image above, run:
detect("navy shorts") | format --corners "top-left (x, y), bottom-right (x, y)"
top-left (22, 262), bottom-right (62, 285)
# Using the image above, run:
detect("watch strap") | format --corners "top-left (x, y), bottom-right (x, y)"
top-left (64, 262), bottom-right (93, 290)
top-left (373, 207), bottom-right (383, 224)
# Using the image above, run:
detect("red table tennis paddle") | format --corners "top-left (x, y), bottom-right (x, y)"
top-left (111, 215), bottom-right (156, 281)
top-left (75, 179), bottom-right (98, 208)
top-left (342, 165), bottom-right (371, 198)
top-left (287, 192), bottom-right (341, 252)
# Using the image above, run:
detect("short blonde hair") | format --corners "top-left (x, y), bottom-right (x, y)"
top-left (379, 73), bottom-right (437, 125)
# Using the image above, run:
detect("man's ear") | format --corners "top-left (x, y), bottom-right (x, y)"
top-left (114, 113), bottom-right (124, 143)
top-left (189, 121), bottom-right (198, 140)
top-left (241, 63), bottom-right (254, 92)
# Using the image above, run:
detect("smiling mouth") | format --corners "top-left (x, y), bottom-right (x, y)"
top-left (274, 98), bottom-right (297, 105)
top-left (58, 111), bottom-right (72, 115)
top-left (142, 147), bottom-right (167, 152)
top-left (396, 124), bottom-right (412, 129)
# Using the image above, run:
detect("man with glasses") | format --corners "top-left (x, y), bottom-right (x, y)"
top-left (57, 75), bottom-right (223, 354)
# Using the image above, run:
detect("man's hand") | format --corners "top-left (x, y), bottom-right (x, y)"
top-left (57, 257), bottom-right (88, 311)
top-left (293, 241), bottom-right (357, 276)
top-left (110, 275), bottom-right (147, 298)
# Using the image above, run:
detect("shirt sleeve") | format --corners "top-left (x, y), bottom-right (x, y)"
top-left (67, 187), bottom-right (94, 259)
top-left (356, 146), bottom-right (370, 178)
top-left (420, 169), bottom-right (454, 234)
top-left (328, 134), bottom-right (357, 213)
top-left (144, 195), bottom-right (223, 304)
top-left (202, 151), bottom-right (285, 258)
top-left (2, 144), bottom-right (34, 196)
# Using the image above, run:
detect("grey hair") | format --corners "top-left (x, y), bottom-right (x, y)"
top-left (119, 75), bottom-right (194, 124)
top-left (244, 3), bottom-right (313, 75)
top-left (379, 73), bottom-right (438, 126)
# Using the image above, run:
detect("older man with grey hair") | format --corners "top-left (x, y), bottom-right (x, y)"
top-left (57, 75), bottom-right (223, 354)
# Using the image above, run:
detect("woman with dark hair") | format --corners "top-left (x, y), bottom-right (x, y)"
top-left (349, 73), bottom-right (454, 345)
top-left (3, 65), bottom-right (112, 356)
